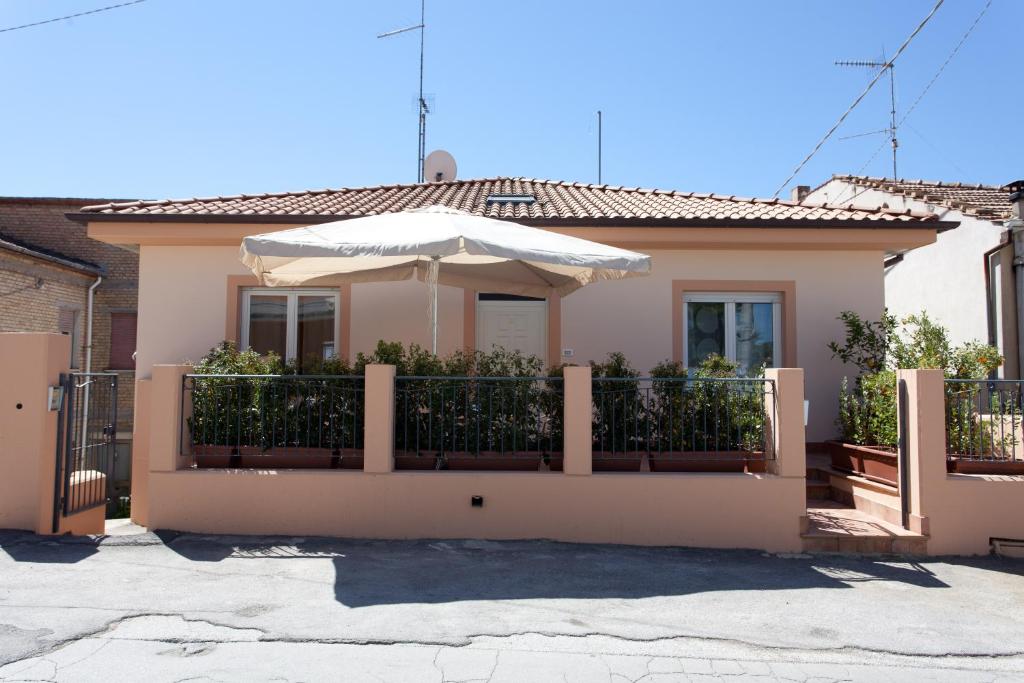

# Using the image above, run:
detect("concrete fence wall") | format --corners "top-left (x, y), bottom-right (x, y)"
top-left (899, 369), bottom-right (1024, 555)
top-left (136, 365), bottom-right (808, 552)
top-left (5, 333), bottom-right (1020, 555)
top-left (0, 333), bottom-right (105, 535)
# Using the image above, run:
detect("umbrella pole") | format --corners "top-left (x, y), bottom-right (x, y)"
top-left (429, 256), bottom-right (440, 355)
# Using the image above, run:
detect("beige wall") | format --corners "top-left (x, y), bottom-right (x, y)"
top-left (0, 333), bottom-right (105, 535)
top-left (138, 362), bottom-right (807, 551)
top-left (900, 369), bottom-right (1024, 555)
top-left (147, 469), bottom-right (804, 551)
top-left (135, 246), bottom-right (883, 440)
top-left (561, 250), bottom-right (884, 440)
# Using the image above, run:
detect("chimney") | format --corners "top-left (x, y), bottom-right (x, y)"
top-left (1007, 180), bottom-right (1024, 220)
top-left (790, 185), bottom-right (810, 203)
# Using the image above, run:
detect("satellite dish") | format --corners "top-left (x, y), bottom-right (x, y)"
top-left (423, 150), bottom-right (457, 183)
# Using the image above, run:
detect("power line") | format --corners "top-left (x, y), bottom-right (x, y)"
top-left (898, 0), bottom-right (992, 127)
top-left (0, 0), bottom-right (146, 35)
top-left (771, 0), bottom-right (944, 198)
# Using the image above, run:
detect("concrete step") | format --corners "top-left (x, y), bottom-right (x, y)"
top-left (806, 481), bottom-right (831, 500)
top-left (806, 466), bottom-right (831, 482)
top-left (801, 502), bottom-right (928, 555)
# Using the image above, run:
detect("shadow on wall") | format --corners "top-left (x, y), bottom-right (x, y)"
top-left (145, 532), bottom-right (973, 606)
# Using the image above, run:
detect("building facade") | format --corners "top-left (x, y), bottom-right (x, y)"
top-left (72, 177), bottom-right (949, 443)
top-left (803, 176), bottom-right (1017, 377)
top-left (0, 197), bottom-right (139, 501)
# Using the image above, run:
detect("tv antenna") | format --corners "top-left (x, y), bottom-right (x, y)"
top-left (378, 0), bottom-right (428, 183)
top-left (835, 54), bottom-right (898, 179)
top-left (597, 110), bottom-right (603, 184)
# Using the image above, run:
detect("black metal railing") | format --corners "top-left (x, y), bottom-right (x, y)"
top-left (183, 374), bottom-right (364, 467)
top-left (394, 376), bottom-right (564, 470)
top-left (591, 377), bottom-right (775, 471)
top-left (945, 379), bottom-right (1024, 467)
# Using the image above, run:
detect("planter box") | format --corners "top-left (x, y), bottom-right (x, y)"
top-left (649, 450), bottom-right (766, 473)
top-left (393, 451), bottom-right (553, 471)
top-left (592, 450), bottom-right (644, 472)
top-left (192, 445), bottom-right (363, 470)
top-left (947, 457), bottom-right (1024, 475)
top-left (826, 440), bottom-right (898, 487)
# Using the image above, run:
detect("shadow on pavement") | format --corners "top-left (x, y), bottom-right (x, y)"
top-left (8, 529), bottom-right (1022, 606)
top-left (0, 530), bottom-right (100, 564)
top-left (149, 532), bottom-right (976, 606)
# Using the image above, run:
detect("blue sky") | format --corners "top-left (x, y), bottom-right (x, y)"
top-left (0, 0), bottom-right (1017, 200)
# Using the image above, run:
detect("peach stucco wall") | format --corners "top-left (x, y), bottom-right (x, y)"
top-left (560, 250), bottom-right (883, 441)
top-left (147, 469), bottom-right (805, 551)
top-left (899, 369), bottom-right (1024, 555)
top-left (141, 363), bottom-right (808, 551)
top-left (0, 333), bottom-right (105, 535)
top-left (134, 246), bottom-right (883, 440)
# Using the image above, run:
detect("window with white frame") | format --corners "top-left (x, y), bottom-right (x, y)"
top-left (683, 292), bottom-right (781, 375)
top-left (241, 289), bottom-right (338, 368)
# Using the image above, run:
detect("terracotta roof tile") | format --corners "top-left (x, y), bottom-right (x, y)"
top-left (829, 175), bottom-right (1013, 221)
top-left (76, 177), bottom-right (940, 225)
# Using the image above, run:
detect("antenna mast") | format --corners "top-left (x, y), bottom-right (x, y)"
top-left (836, 56), bottom-right (898, 178)
top-left (597, 110), bottom-right (602, 184)
top-left (378, 0), bottom-right (428, 182)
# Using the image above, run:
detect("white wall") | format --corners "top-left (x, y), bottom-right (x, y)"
top-left (806, 180), bottom-right (1005, 350)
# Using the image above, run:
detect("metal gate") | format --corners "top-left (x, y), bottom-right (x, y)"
top-left (52, 372), bottom-right (118, 532)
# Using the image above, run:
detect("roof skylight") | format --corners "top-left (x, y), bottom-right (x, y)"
top-left (485, 194), bottom-right (536, 205)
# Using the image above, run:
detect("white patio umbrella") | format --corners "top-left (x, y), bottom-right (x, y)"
top-left (239, 205), bottom-right (651, 353)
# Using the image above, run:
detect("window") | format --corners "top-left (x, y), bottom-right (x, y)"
top-left (58, 307), bottom-right (81, 369)
top-left (109, 312), bottom-right (137, 370)
top-left (683, 293), bottom-right (781, 375)
top-left (241, 289), bottom-right (338, 369)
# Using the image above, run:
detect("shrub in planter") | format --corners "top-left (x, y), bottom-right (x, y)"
top-left (188, 342), bottom-right (282, 455)
top-left (366, 340), bottom-right (557, 470)
top-left (590, 352), bottom-right (645, 470)
top-left (829, 311), bottom-right (1004, 481)
top-left (189, 342), bottom-right (366, 465)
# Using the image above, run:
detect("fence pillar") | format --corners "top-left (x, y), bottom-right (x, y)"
top-left (896, 369), bottom-right (943, 535)
top-left (149, 364), bottom-right (191, 473)
top-left (763, 368), bottom-right (805, 479)
top-left (131, 378), bottom-right (151, 527)
top-left (363, 364), bottom-right (395, 474)
top-left (563, 366), bottom-right (592, 476)
top-left (0, 333), bottom-right (70, 534)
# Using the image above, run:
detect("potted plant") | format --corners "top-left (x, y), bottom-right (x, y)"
top-left (828, 311), bottom-right (1004, 483)
top-left (646, 356), bottom-right (767, 473)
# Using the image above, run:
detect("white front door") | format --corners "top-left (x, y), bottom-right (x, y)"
top-left (476, 299), bottom-right (547, 364)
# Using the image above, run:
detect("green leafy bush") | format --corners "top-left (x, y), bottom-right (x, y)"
top-left (830, 311), bottom-right (1003, 448)
top-left (592, 353), bottom-right (767, 454)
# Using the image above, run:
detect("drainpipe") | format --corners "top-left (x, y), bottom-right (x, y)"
top-left (80, 275), bottom-right (102, 460)
top-left (1008, 182), bottom-right (1024, 379)
top-left (85, 275), bottom-right (102, 373)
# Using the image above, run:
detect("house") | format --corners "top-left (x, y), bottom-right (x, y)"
top-left (802, 176), bottom-right (1019, 377)
top-left (69, 177), bottom-right (951, 443)
top-left (0, 197), bottom-right (139, 503)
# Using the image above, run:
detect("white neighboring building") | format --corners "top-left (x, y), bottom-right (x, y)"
top-left (802, 176), bottom-right (1018, 378)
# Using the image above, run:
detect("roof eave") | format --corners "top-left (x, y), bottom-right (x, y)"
top-left (0, 240), bottom-right (105, 276)
top-left (67, 211), bottom-right (955, 231)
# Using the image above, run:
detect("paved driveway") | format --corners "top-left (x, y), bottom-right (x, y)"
top-left (1, 527), bottom-right (1023, 682)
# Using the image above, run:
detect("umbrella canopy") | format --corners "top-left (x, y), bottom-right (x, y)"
top-left (239, 205), bottom-right (651, 352)
top-left (240, 205), bottom-right (650, 297)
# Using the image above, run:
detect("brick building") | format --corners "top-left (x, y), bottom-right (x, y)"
top-left (0, 197), bottom-right (138, 501)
